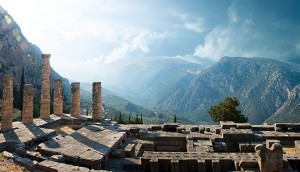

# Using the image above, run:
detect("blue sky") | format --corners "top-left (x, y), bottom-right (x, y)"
top-left (1, 0), bottom-right (300, 81)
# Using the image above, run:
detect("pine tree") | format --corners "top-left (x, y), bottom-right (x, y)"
top-left (127, 113), bottom-right (132, 124)
top-left (173, 114), bottom-right (177, 123)
top-left (209, 97), bottom-right (248, 123)
top-left (140, 114), bottom-right (143, 124)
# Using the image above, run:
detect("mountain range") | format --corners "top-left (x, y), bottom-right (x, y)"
top-left (1, 5), bottom-right (300, 124)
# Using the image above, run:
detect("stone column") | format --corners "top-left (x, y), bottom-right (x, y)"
top-left (255, 143), bottom-right (283, 172)
top-left (71, 82), bottom-right (80, 117)
top-left (22, 84), bottom-right (33, 124)
top-left (1, 74), bottom-right (14, 130)
top-left (92, 82), bottom-right (102, 119)
top-left (54, 79), bottom-right (63, 116)
top-left (40, 54), bottom-right (51, 119)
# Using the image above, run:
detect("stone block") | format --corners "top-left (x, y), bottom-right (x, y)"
top-left (79, 150), bottom-right (104, 167)
top-left (197, 159), bottom-right (206, 172)
top-left (266, 139), bottom-right (280, 149)
top-left (176, 126), bottom-right (186, 133)
top-left (111, 149), bottom-right (124, 158)
top-left (190, 126), bottom-right (199, 132)
top-left (171, 159), bottom-right (179, 172)
top-left (124, 144), bottom-right (135, 158)
top-left (255, 143), bottom-right (283, 172)
top-left (162, 123), bottom-right (178, 132)
top-left (220, 121), bottom-right (236, 129)
top-left (149, 158), bottom-right (159, 172)
top-left (212, 159), bottom-right (220, 172)
top-left (215, 128), bottom-right (221, 134)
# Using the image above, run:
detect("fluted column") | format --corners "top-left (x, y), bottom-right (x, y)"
top-left (92, 82), bottom-right (102, 119)
top-left (40, 54), bottom-right (51, 119)
top-left (1, 74), bottom-right (14, 130)
top-left (71, 82), bottom-right (80, 117)
top-left (22, 84), bottom-right (33, 124)
top-left (54, 79), bottom-right (63, 116)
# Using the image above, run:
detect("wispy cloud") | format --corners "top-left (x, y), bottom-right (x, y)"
top-left (104, 31), bottom-right (167, 63)
top-left (170, 11), bottom-right (205, 33)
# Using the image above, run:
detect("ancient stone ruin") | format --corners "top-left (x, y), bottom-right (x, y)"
top-left (40, 54), bottom-right (51, 119)
top-left (0, 54), bottom-right (300, 171)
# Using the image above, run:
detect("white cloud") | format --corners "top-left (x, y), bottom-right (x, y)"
top-left (104, 31), bottom-right (167, 63)
top-left (171, 11), bottom-right (205, 33)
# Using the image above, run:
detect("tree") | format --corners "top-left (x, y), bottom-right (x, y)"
top-left (173, 114), bottom-right (177, 123)
top-left (208, 97), bottom-right (248, 123)
top-left (140, 114), bottom-right (143, 124)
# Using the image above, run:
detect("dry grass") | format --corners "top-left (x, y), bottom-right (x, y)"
top-left (0, 161), bottom-right (24, 172)
top-left (283, 148), bottom-right (300, 154)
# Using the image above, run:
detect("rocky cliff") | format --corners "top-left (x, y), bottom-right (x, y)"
top-left (0, 5), bottom-right (71, 112)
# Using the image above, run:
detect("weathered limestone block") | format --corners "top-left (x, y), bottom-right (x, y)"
top-left (255, 143), bottom-right (283, 172)
top-left (215, 128), bottom-right (221, 134)
top-left (1, 74), bottom-right (13, 129)
top-left (176, 126), bottom-right (186, 133)
top-left (295, 140), bottom-right (300, 150)
top-left (197, 160), bottom-right (206, 172)
top-left (78, 150), bottom-right (103, 167)
top-left (71, 82), bottom-right (80, 117)
top-left (212, 159), bottom-right (220, 172)
top-left (124, 144), bottom-right (136, 158)
top-left (220, 121), bottom-right (236, 129)
top-left (162, 123), bottom-right (178, 132)
top-left (111, 149), bottom-right (124, 158)
top-left (40, 54), bottom-right (51, 119)
top-left (92, 82), bottom-right (102, 119)
top-left (54, 79), bottom-right (63, 116)
top-left (266, 139), bottom-right (280, 149)
top-left (22, 84), bottom-right (33, 124)
top-left (171, 159), bottom-right (179, 172)
top-left (149, 158), bottom-right (159, 172)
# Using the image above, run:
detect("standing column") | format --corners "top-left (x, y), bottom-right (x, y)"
top-left (40, 54), bottom-right (51, 119)
top-left (92, 82), bottom-right (102, 119)
top-left (71, 82), bottom-right (80, 117)
top-left (1, 74), bottom-right (14, 130)
top-left (22, 84), bottom-right (33, 124)
top-left (54, 79), bottom-right (63, 116)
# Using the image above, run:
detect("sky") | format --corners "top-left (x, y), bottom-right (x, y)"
top-left (1, 0), bottom-right (300, 82)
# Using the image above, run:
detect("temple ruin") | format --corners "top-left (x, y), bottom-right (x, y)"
top-left (0, 54), bottom-right (300, 171)
top-left (40, 54), bottom-right (51, 119)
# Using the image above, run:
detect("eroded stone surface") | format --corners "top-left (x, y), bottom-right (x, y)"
top-left (40, 54), bottom-right (51, 119)
top-left (1, 74), bottom-right (13, 130)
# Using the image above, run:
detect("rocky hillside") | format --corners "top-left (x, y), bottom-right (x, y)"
top-left (162, 57), bottom-right (300, 124)
top-left (96, 56), bottom-right (205, 107)
top-left (0, 6), bottom-right (71, 112)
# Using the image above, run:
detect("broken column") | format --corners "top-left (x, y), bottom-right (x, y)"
top-left (54, 79), bottom-right (63, 116)
top-left (22, 84), bottom-right (33, 124)
top-left (1, 74), bottom-right (14, 130)
top-left (255, 143), bottom-right (283, 172)
top-left (40, 54), bottom-right (51, 119)
top-left (71, 82), bottom-right (80, 117)
top-left (92, 82), bottom-right (102, 119)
